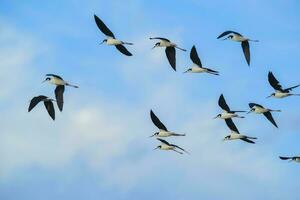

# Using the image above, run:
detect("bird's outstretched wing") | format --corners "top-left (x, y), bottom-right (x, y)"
top-left (115, 44), bottom-right (132, 56)
top-left (165, 47), bottom-right (176, 71)
top-left (268, 71), bottom-right (283, 91)
top-left (149, 37), bottom-right (170, 42)
top-left (190, 45), bottom-right (202, 67)
top-left (218, 94), bottom-right (230, 112)
top-left (157, 138), bottom-right (170, 145)
top-left (263, 112), bottom-right (278, 128)
top-left (225, 119), bottom-right (239, 133)
top-left (241, 41), bottom-right (250, 66)
top-left (94, 14), bottom-right (115, 38)
top-left (28, 95), bottom-right (48, 112)
top-left (217, 31), bottom-right (242, 39)
top-left (240, 138), bottom-right (255, 144)
top-left (55, 85), bottom-right (65, 112)
top-left (150, 110), bottom-right (168, 131)
top-left (284, 84), bottom-right (300, 92)
top-left (248, 103), bottom-right (263, 109)
top-left (44, 101), bottom-right (55, 120)
top-left (279, 156), bottom-right (292, 160)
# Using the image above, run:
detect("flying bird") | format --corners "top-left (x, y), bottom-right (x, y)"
top-left (279, 156), bottom-right (300, 163)
top-left (43, 74), bottom-right (78, 112)
top-left (248, 103), bottom-right (280, 128)
top-left (150, 37), bottom-right (186, 71)
top-left (267, 71), bottom-right (300, 98)
top-left (214, 94), bottom-right (245, 119)
top-left (28, 95), bottom-right (55, 120)
top-left (154, 138), bottom-right (189, 154)
top-left (183, 45), bottom-right (219, 75)
top-left (223, 118), bottom-right (257, 144)
top-left (94, 14), bottom-right (133, 56)
top-left (150, 110), bottom-right (185, 137)
top-left (217, 31), bottom-right (258, 66)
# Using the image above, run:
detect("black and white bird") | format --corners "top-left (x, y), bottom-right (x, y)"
top-left (43, 74), bottom-right (78, 111)
top-left (183, 45), bottom-right (219, 75)
top-left (154, 138), bottom-right (188, 154)
top-left (223, 118), bottom-right (257, 144)
top-left (248, 103), bottom-right (280, 128)
top-left (217, 31), bottom-right (258, 66)
top-left (150, 37), bottom-right (186, 71)
top-left (94, 14), bottom-right (133, 56)
top-left (279, 156), bottom-right (300, 163)
top-left (150, 110), bottom-right (185, 137)
top-left (214, 94), bottom-right (245, 119)
top-left (267, 71), bottom-right (300, 98)
top-left (28, 95), bottom-right (55, 120)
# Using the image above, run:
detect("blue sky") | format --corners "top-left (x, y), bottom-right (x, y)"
top-left (1, 0), bottom-right (300, 199)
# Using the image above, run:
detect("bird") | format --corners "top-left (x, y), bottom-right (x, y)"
top-left (154, 138), bottom-right (189, 154)
top-left (214, 94), bottom-right (245, 119)
top-left (267, 71), bottom-right (300, 98)
top-left (150, 37), bottom-right (186, 71)
top-left (183, 45), bottom-right (219, 75)
top-left (28, 95), bottom-right (55, 120)
top-left (248, 103), bottom-right (280, 128)
top-left (42, 74), bottom-right (78, 112)
top-left (217, 31), bottom-right (258, 66)
top-left (223, 118), bottom-right (257, 144)
top-left (279, 156), bottom-right (300, 163)
top-left (94, 14), bottom-right (133, 56)
top-left (150, 110), bottom-right (185, 137)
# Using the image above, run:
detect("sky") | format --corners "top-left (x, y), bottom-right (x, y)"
top-left (1, 0), bottom-right (300, 199)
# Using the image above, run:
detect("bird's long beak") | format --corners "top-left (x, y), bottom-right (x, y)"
top-left (99, 41), bottom-right (105, 45)
top-left (151, 45), bottom-right (156, 49)
top-left (247, 110), bottom-right (252, 114)
top-left (213, 115), bottom-right (219, 119)
top-left (149, 134), bottom-right (155, 138)
top-left (183, 69), bottom-right (189, 73)
top-left (153, 147), bottom-right (159, 150)
top-left (42, 79), bottom-right (47, 83)
top-left (222, 37), bottom-right (228, 41)
top-left (266, 94), bottom-right (272, 98)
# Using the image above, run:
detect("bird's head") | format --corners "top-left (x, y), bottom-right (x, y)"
top-left (266, 93), bottom-right (275, 98)
top-left (42, 77), bottom-right (51, 83)
top-left (247, 108), bottom-right (254, 114)
top-left (152, 42), bottom-right (160, 49)
top-left (154, 145), bottom-right (161, 150)
top-left (213, 114), bottom-right (221, 119)
top-left (100, 39), bottom-right (107, 44)
top-left (183, 68), bottom-right (192, 73)
top-left (223, 35), bottom-right (233, 40)
top-left (223, 135), bottom-right (230, 141)
top-left (149, 132), bottom-right (159, 137)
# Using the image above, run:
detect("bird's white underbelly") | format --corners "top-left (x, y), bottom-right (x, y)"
top-left (254, 107), bottom-right (268, 114)
top-left (233, 35), bottom-right (247, 42)
top-left (50, 78), bottom-right (65, 86)
top-left (229, 133), bottom-right (244, 140)
top-left (161, 145), bottom-right (173, 150)
top-left (275, 92), bottom-right (290, 98)
top-left (160, 40), bottom-right (173, 47)
top-left (106, 38), bottom-right (122, 45)
top-left (221, 113), bottom-right (236, 119)
top-left (158, 131), bottom-right (172, 137)
top-left (191, 67), bottom-right (206, 73)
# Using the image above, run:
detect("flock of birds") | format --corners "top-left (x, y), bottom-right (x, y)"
top-left (28, 14), bottom-right (300, 162)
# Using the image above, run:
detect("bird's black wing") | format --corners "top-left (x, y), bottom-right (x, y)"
top-left (217, 31), bottom-right (242, 39)
top-left (28, 95), bottom-right (48, 112)
top-left (171, 144), bottom-right (189, 154)
top-left (279, 156), bottom-right (292, 160)
top-left (248, 103), bottom-right (263, 109)
top-left (115, 44), bottom-right (132, 56)
top-left (225, 119), bottom-right (239, 133)
top-left (190, 45), bottom-right (202, 67)
top-left (157, 138), bottom-right (170, 145)
top-left (218, 94), bottom-right (230, 112)
top-left (165, 47), bottom-right (176, 71)
top-left (46, 74), bottom-right (63, 80)
top-left (44, 101), bottom-right (55, 120)
top-left (150, 110), bottom-right (168, 131)
top-left (241, 41), bottom-right (250, 66)
top-left (263, 112), bottom-right (278, 128)
top-left (55, 85), bottom-right (65, 112)
top-left (240, 138), bottom-right (255, 144)
top-left (268, 72), bottom-right (283, 91)
top-left (94, 14), bottom-right (115, 38)
top-left (284, 84), bottom-right (300, 92)
top-left (149, 37), bottom-right (170, 42)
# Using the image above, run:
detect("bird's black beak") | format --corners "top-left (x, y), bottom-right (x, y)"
top-left (149, 134), bottom-right (155, 137)
top-left (42, 79), bottom-right (47, 83)
top-left (247, 110), bottom-right (252, 114)
top-left (100, 40), bottom-right (105, 45)
top-left (183, 69), bottom-right (189, 73)
top-left (151, 45), bottom-right (156, 49)
top-left (213, 115), bottom-right (219, 119)
top-left (266, 94), bottom-right (272, 98)
top-left (153, 147), bottom-right (159, 150)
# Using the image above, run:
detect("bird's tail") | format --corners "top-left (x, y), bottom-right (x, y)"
top-left (171, 133), bottom-right (186, 136)
top-left (207, 68), bottom-right (219, 75)
top-left (175, 46), bottom-right (186, 51)
top-left (291, 94), bottom-right (300, 96)
top-left (270, 109), bottom-right (281, 112)
top-left (122, 41), bottom-right (133, 45)
top-left (247, 136), bottom-right (257, 140)
top-left (66, 83), bottom-right (79, 88)
top-left (237, 116), bottom-right (245, 118)
top-left (249, 39), bottom-right (259, 42)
